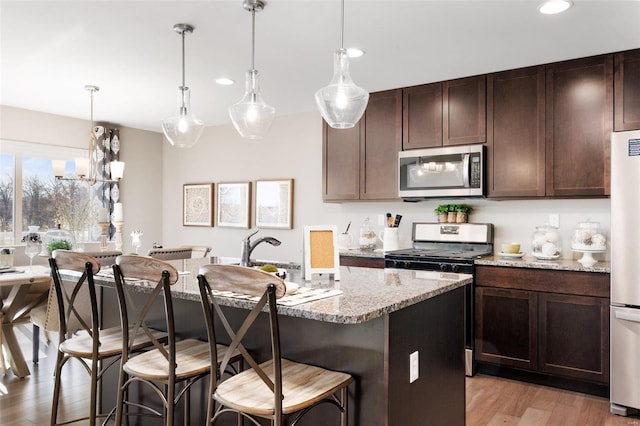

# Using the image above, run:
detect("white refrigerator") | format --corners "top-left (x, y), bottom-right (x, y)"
top-left (610, 130), bottom-right (640, 416)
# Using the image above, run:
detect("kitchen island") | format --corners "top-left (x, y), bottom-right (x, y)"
top-left (89, 260), bottom-right (471, 425)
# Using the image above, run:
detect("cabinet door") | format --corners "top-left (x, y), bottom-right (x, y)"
top-left (545, 55), bottom-right (613, 197)
top-left (475, 287), bottom-right (537, 371)
top-left (443, 76), bottom-right (486, 146)
top-left (402, 83), bottom-right (443, 149)
top-left (487, 67), bottom-right (546, 197)
top-left (539, 293), bottom-right (609, 384)
top-left (360, 89), bottom-right (402, 200)
top-left (614, 49), bottom-right (640, 131)
top-left (322, 121), bottom-right (361, 201)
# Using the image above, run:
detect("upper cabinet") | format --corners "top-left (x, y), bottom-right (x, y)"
top-left (545, 55), bottom-right (613, 197)
top-left (443, 76), bottom-right (487, 146)
top-left (614, 49), bottom-right (640, 131)
top-left (322, 89), bottom-right (402, 202)
top-left (487, 67), bottom-right (546, 198)
top-left (402, 82), bottom-right (443, 149)
top-left (402, 76), bottom-right (486, 150)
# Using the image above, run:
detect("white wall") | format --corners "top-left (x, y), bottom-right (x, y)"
top-left (162, 110), bottom-right (611, 264)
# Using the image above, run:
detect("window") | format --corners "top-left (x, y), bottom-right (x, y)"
top-left (0, 140), bottom-right (96, 246)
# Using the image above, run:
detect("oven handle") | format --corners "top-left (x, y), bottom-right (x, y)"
top-left (462, 153), bottom-right (470, 188)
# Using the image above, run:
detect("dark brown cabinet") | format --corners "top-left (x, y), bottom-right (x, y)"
top-left (402, 83), bottom-right (443, 149)
top-left (487, 67), bottom-right (546, 197)
top-left (402, 76), bottom-right (486, 150)
top-left (475, 287), bottom-right (537, 371)
top-left (322, 89), bottom-right (402, 202)
top-left (475, 266), bottom-right (610, 385)
top-left (615, 49), bottom-right (640, 131)
top-left (443, 76), bottom-right (487, 146)
top-left (545, 55), bottom-right (613, 197)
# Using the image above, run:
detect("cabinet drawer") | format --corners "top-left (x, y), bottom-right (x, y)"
top-left (475, 266), bottom-right (609, 297)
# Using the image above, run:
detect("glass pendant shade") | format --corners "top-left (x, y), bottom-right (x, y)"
top-left (162, 87), bottom-right (204, 148)
top-left (315, 48), bottom-right (369, 129)
top-left (229, 69), bottom-right (275, 139)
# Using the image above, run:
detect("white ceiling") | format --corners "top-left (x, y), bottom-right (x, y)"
top-left (2, 0), bottom-right (639, 133)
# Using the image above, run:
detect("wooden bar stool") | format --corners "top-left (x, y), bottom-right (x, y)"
top-left (113, 255), bottom-right (240, 425)
top-left (197, 264), bottom-right (353, 426)
top-left (146, 247), bottom-right (192, 260)
top-left (48, 250), bottom-right (163, 426)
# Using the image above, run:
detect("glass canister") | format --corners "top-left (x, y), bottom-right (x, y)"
top-left (532, 224), bottom-right (561, 259)
top-left (358, 217), bottom-right (377, 251)
top-left (571, 220), bottom-right (607, 251)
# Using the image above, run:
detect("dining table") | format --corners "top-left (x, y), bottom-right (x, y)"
top-left (0, 265), bottom-right (51, 378)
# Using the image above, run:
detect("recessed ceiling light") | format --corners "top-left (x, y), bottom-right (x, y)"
top-left (538, 0), bottom-right (573, 15)
top-left (346, 48), bottom-right (365, 58)
top-left (215, 77), bottom-right (235, 86)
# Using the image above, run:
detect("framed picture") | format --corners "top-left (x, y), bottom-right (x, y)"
top-left (255, 179), bottom-right (294, 229)
top-left (183, 183), bottom-right (214, 227)
top-left (216, 182), bottom-right (251, 228)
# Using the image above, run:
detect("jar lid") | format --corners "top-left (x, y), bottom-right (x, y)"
top-left (578, 219), bottom-right (600, 229)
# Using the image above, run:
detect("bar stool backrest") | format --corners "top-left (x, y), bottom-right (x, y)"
top-left (197, 265), bottom-right (286, 415)
top-left (49, 250), bottom-right (102, 340)
top-left (147, 247), bottom-right (192, 261)
top-left (112, 255), bottom-right (179, 374)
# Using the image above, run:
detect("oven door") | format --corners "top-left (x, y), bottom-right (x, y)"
top-left (398, 144), bottom-right (485, 199)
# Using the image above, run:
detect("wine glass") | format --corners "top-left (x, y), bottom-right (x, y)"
top-left (25, 240), bottom-right (40, 274)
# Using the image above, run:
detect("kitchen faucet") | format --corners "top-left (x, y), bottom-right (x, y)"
top-left (240, 229), bottom-right (281, 267)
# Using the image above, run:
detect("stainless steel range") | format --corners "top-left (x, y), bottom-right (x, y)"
top-left (384, 222), bottom-right (494, 376)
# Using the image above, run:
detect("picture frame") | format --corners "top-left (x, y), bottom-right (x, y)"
top-left (183, 183), bottom-right (214, 227)
top-left (216, 181), bottom-right (251, 228)
top-left (255, 179), bottom-right (294, 229)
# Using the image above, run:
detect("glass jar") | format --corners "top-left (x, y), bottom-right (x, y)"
top-left (532, 225), bottom-right (561, 259)
top-left (358, 217), bottom-right (377, 251)
top-left (571, 220), bottom-right (607, 251)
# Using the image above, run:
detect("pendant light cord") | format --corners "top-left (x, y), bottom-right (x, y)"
top-left (340, 0), bottom-right (345, 49)
top-left (251, 6), bottom-right (256, 70)
top-left (180, 28), bottom-right (186, 108)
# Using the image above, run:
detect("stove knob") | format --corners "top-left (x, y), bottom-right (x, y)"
top-left (439, 263), bottom-right (450, 272)
top-left (451, 264), bottom-right (459, 273)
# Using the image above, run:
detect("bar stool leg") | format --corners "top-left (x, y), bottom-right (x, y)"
top-left (50, 351), bottom-right (65, 426)
top-left (341, 387), bottom-right (348, 426)
top-left (32, 324), bottom-right (40, 364)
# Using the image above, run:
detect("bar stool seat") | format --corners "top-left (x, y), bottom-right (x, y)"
top-left (59, 326), bottom-right (166, 358)
top-left (216, 358), bottom-right (353, 417)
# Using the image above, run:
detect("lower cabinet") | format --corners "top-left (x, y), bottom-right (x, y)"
top-left (475, 266), bottom-right (609, 385)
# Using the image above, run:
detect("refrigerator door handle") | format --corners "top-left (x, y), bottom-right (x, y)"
top-left (614, 309), bottom-right (640, 323)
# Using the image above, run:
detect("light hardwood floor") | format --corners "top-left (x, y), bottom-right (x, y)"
top-left (2, 325), bottom-right (640, 425)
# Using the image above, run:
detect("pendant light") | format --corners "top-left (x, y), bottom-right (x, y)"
top-left (162, 23), bottom-right (204, 148)
top-left (229, 0), bottom-right (275, 140)
top-left (55, 85), bottom-right (125, 184)
top-left (315, 0), bottom-right (369, 129)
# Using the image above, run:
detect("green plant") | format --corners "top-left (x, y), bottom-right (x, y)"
top-left (434, 204), bottom-right (451, 215)
top-left (454, 204), bottom-right (473, 214)
top-left (47, 239), bottom-right (72, 254)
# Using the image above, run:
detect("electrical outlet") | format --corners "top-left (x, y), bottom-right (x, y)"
top-left (410, 351), bottom-right (419, 383)
top-left (377, 214), bottom-right (385, 226)
top-left (549, 213), bottom-right (559, 228)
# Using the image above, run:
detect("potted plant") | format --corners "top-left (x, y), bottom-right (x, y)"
top-left (455, 204), bottom-right (473, 223)
top-left (434, 205), bottom-right (450, 223)
top-left (47, 239), bottom-right (72, 254)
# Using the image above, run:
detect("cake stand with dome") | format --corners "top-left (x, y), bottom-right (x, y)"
top-left (571, 220), bottom-right (607, 267)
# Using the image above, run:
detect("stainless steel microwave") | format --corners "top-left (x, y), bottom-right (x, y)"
top-left (398, 144), bottom-right (485, 199)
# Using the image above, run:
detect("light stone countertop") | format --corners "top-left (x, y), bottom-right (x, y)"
top-left (84, 257), bottom-right (471, 325)
top-left (339, 249), bottom-right (611, 273)
top-left (475, 255), bottom-right (610, 273)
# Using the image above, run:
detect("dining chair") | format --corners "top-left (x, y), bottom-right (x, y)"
top-left (0, 302), bottom-right (7, 375)
top-left (48, 250), bottom-right (164, 426)
top-left (197, 264), bottom-right (354, 426)
top-left (113, 255), bottom-right (239, 426)
top-left (30, 250), bottom-right (122, 363)
top-left (146, 247), bottom-right (192, 260)
top-left (180, 245), bottom-right (212, 258)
